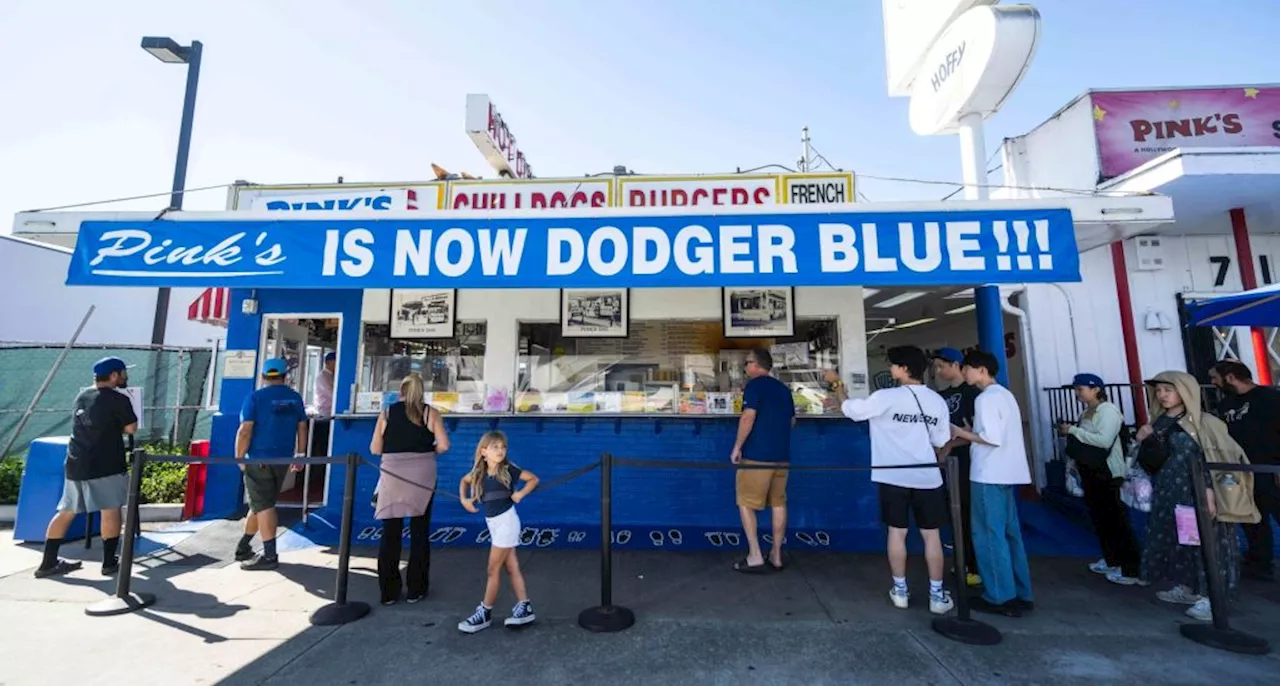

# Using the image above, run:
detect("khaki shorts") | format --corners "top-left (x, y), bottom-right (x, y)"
top-left (735, 460), bottom-right (789, 510)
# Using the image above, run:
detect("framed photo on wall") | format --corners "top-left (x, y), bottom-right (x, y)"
top-left (561, 288), bottom-right (630, 338)
top-left (722, 286), bottom-right (795, 338)
top-left (389, 289), bottom-right (457, 339)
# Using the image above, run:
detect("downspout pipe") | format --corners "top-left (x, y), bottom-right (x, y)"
top-left (1001, 286), bottom-right (1049, 489)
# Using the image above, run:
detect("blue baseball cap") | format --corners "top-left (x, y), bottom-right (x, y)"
top-left (261, 358), bottom-right (288, 378)
top-left (324, 351), bottom-right (336, 362)
top-left (1068, 373), bottom-right (1105, 389)
top-left (92, 356), bottom-right (131, 376)
top-left (932, 347), bottom-right (964, 364)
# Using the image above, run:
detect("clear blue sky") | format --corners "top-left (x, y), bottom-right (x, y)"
top-left (1, 0), bottom-right (1276, 226)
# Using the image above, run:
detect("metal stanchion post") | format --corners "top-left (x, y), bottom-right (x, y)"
top-left (86, 449), bottom-right (157, 616)
top-left (578, 452), bottom-right (635, 632)
top-left (932, 454), bottom-right (1002, 646)
top-left (302, 419), bottom-right (316, 528)
top-left (1179, 463), bottom-right (1270, 655)
top-left (310, 453), bottom-right (371, 626)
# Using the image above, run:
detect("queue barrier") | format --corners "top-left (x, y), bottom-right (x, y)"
top-left (1182, 461), bottom-right (1278, 656)
top-left (86, 451), bottom-right (368, 627)
top-left (578, 453), bottom-right (1004, 646)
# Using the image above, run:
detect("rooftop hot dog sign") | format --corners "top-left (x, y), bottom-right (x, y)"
top-left (65, 208), bottom-right (1080, 289)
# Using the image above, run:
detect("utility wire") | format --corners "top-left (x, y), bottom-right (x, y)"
top-left (23, 183), bottom-right (234, 213)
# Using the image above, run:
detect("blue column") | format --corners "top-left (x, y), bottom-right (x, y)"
top-left (974, 285), bottom-right (1010, 386)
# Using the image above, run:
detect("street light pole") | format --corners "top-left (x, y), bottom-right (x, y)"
top-left (142, 37), bottom-right (203, 346)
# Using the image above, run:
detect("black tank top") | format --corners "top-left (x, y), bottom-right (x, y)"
top-left (382, 402), bottom-right (436, 454)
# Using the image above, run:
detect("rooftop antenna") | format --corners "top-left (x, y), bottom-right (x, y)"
top-left (799, 126), bottom-right (813, 172)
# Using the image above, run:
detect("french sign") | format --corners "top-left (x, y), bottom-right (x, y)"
top-left (65, 208), bottom-right (1080, 289)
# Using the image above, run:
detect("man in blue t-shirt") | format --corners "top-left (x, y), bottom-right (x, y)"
top-left (730, 348), bottom-right (795, 573)
top-left (234, 358), bottom-right (308, 571)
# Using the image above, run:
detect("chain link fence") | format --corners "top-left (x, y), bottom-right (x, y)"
top-left (0, 341), bottom-right (218, 461)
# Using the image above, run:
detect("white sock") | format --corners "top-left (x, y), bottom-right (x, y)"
top-left (893, 576), bottom-right (907, 592)
top-left (930, 579), bottom-right (944, 596)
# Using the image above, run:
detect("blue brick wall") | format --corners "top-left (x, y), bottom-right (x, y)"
top-left (309, 416), bottom-right (888, 552)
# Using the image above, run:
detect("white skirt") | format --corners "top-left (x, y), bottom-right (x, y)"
top-left (485, 507), bottom-right (522, 549)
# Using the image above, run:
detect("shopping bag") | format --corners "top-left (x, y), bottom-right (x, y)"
top-left (1120, 465), bottom-right (1153, 513)
top-left (1065, 459), bottom-right (1084, 498)
top-left (1175, 505), bottom-right (1200, 546)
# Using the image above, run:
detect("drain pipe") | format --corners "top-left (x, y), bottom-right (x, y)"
top-left (1000, 286), bottom-right (1050, 489)
top-left (1046, 283), bottom-right (1080, 372)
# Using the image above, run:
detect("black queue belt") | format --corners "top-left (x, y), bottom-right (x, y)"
top-left (357, 457), bottom-right (601, 502)
top-left (578, 453), bottom-right (1003, 647)
top-left (86, 451), bottom-right (370, 627)
top-left (1181, 461), bottom-right (1279, 656)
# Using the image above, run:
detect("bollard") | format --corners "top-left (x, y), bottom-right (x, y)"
top-left (931, 453), bottom-right (1002, 645)
top-left (86, 449), bottom-right (157, 616)
top-left (1179, 462), bottom-right (1270, 655)
top-left (310, 453), bottom-right (371, 626)
top-left (578, 452), bottom-right (635, 632)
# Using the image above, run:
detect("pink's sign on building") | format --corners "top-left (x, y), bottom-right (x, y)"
top-left (1092, 85), bottom-right (1280, 181)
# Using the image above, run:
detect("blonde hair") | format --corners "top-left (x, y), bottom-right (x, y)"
top-left (466, 431), bottom-right (513, 500)
top-left (400, 373), bottom-right (427, 426)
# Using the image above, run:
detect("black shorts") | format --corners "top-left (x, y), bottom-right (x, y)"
top-left (879, 483), bottom-right (948, 530)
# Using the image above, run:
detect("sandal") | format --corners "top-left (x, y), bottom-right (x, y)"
top-left (733, 558), bottom-right (769, 574)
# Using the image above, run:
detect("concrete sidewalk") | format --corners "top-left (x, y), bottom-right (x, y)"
top-left (0, 524), bottom-right (1277, 685)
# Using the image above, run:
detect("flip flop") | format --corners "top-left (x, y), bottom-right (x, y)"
top-left (733, 558), bottom-right (769, 574)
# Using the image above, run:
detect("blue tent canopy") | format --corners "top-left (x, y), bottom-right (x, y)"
top-left (1187, 283), bottom-right (1280, 327)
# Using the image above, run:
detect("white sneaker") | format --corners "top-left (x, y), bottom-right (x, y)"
top-left (1155, 586), bottom-right (1201, 605)
top-left (1089, 559), bottom-right (1116, 575)
top-left (889, 586), bottom-right (909, 609)
top-left (1186, 597), bottom-right (1213, 621)
top-left (930, 590), bottom-right (955, 615)
top-left (1105, 569), bottom-right (1141, 586)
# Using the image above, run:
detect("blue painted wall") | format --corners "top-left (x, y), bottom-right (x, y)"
top-left (205, 288), bottom-right (363, 515)
top-left (311, 415), bottom-right (905, 553)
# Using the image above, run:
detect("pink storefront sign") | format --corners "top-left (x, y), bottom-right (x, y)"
top-left (1092, 86), bottom-right (1280, 180)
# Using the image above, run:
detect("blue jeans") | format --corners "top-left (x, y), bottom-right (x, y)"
top-left (971, 482), bottom-right (1034, 605)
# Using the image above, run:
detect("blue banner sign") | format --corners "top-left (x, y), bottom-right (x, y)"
top-left (66, 208), bottom-right (1080, 288)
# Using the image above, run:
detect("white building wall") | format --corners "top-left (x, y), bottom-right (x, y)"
top-left (0, 234), bottom-right (223, 348)
top-left (361, 287), bottom-right (870, 399)
top-left (1003, 91), bottom-right (1280, 437)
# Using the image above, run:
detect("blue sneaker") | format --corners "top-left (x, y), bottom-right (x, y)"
top-left (458, 604), bottom-right (492, 633)
top-left (504, 600), bottom-right (536, 627)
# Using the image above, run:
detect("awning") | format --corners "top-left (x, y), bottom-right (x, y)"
top-left (187, 287), bottom-right (230, 326)
top-left (1186, 283), bottom-right (1280, 326)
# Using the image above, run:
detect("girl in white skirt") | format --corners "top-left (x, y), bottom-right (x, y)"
top-left (457, 431), bottom-right (540, 633)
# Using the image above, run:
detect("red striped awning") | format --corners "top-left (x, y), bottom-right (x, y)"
top-left (188, 287), bottom-right (230, 326)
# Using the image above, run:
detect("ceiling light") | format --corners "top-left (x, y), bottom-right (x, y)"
top-left (945, 289), bottom-right (974, 299)
top-left (862, 288), bottom-right (880, 299)
top-left (946, 304), bottom-right (976, 315)
top-left (873, 291), bottom-right (927, 308)
top-left (893, 317), bottom-right (937, 329)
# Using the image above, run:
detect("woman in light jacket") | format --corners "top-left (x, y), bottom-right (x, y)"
top-left (1057, 373), bottom-right (1142, 585)
top-left (370, 373), bottom-right (450, 605)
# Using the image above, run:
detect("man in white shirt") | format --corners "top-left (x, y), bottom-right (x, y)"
top-left (313, 352), bottom-right (335, 417)
top-left (949, 349), bottom-right (1034, 618)
top-left (842, 346), bottom-right (955, 615)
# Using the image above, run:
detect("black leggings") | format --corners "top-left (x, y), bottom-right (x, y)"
top-left (1079, 463), bottom-right (1141, 577)
top-left (377, 497), bottom-right (433, 602)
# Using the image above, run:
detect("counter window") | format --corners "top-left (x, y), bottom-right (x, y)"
top-left (358, 322), bottom-right (494, 413)
top-left (515, 319), bottom-right (840, 415)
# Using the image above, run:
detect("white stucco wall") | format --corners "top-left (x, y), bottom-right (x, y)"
top-left (0, 234), bottom-right (224, 347)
